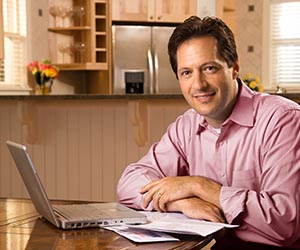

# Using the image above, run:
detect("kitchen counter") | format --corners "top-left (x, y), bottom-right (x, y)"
top-left (0, 94), bottom-right (184, 100)
top-left (0, 92), bottom-right (298, 201)
top-left (0, 93), bottom-right (299, 101)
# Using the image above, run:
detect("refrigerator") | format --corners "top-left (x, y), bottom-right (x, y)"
top-left (112, 25), bottom-right (180, 94)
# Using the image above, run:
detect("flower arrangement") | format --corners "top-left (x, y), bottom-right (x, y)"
top-left (27, 59), bottom-right (60, 94)
top-left (242, 73), bottom-right (264, 92)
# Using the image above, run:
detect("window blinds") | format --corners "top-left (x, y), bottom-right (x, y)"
top-left (271, 0), bottom-right (300, 86)
top-left (0, 0), bottom-right (3, 61)
top-left (0, 0), bottom-right (26, 84)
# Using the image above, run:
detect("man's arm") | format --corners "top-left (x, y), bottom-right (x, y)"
top-left (167, 197), bottom-right (225, 222)
top-left (140, 176), bottom-right (222, 212)
top-left (117, 111), bottom-right (193, 210)
top-left (220, 107), bottom-right (300, 247)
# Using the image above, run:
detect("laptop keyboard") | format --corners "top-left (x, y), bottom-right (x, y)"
top-left (54, 204), bottom-right (108, 221)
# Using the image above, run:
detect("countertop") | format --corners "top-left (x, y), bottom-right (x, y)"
top-left (0, 93), bottom-right (299, 101)
top-left (0, 94), bottom-right (185, 100)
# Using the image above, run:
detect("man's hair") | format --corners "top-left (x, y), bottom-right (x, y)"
top-left (168, 16), bottom-right (238, 78)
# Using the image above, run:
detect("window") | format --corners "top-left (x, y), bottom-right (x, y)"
top-left (264, 0), bottom-right (300, 91)
top-left (0, 0), bottom-right (29, 92)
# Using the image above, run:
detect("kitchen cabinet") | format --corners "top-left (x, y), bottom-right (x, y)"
top-left (111, 0), bottom-right (197, 23)
top-left (216, 0), bottom-right (236, 33)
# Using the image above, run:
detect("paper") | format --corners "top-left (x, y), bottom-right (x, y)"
top-left (104, 225), bottom-right (179, 243)
top-left (104, 211), bottom-right (238, 243)
top-left (129, 211), bottom-right (238, 237)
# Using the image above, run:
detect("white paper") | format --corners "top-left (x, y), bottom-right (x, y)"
top-left (103, 225), bottom-right (179, 243)
top-left (129, 211), bottom-right (238, 237)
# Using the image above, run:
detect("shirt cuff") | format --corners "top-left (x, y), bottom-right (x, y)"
top-left (220, 186), bottom-right (248, 224)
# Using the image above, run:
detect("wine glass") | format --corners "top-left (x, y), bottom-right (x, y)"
top-left (75, 42), bottom-right (86, 63)
top-left (58, 42), bottom-right (66, 63)
top-left (49, 6), bottom-right (59, 27)
top-left (74, 6), bottom-right (85, 26)
top-left (56, 5), bottom-right (68, 27)
top-left (66, 7), bottom-right (75, 27)
top-left (58, 42), bottom-right (73, 63)
top-left (65, 43), bottom-right (75, 63)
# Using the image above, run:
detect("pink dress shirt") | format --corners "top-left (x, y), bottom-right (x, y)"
top-left (117, 83), bottom-right (300, 248)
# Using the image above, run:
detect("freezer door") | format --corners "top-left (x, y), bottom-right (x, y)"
top-left (112, 25), bottom-right (151, 94)
top-left (152, 27), bottom-right (180, 94)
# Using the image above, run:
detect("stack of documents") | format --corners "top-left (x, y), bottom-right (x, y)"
top-left (105, 211), bottom-right (238, 243)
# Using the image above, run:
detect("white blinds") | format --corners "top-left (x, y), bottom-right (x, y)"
top-left (0, 0), bottom-right (3, 61)
top-left (271, 0), bottom-right (300, 86)
top-left (0, 0), bottom-right (26, 84)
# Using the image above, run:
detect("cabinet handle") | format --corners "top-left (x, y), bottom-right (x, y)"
top-left (149, 16), bottom-right (154, 20)
top-left (157, 16), bottom-right (162, 20)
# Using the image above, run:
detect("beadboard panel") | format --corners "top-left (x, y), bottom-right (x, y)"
top-left (0, 99), bottom-right (188, 202)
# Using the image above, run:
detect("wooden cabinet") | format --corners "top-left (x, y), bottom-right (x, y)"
top-left (48, 0), bottom-right (110, 71)
top-left (216, 0), bottom-right (236, 33)
top-left (112, 0), bottom-right (197, 22)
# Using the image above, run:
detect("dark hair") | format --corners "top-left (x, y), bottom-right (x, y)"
top-left (168, 16), bottom-right (238, 78)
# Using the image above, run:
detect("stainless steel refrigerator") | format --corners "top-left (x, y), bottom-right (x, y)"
top-left (112, 25), bottom-right (180, 94)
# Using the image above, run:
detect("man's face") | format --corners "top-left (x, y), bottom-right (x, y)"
top-left (176, 36), bottom-right (239, 128)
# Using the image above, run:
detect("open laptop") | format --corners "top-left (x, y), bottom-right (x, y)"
top-left (6, 141), bottom-right (147, 230)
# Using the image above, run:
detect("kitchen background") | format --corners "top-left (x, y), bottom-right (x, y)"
top-left (0, 0), bottom-right (286, 202)
top-left (26, 0), bottom-right (264, 94)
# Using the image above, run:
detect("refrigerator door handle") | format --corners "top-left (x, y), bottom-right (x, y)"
top-left (154, 50), bottom-right (159, 94)
top-left (147, 49), bottom-right (154, 94)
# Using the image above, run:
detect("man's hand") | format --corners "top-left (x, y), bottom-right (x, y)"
top-left (140, 176), bottom-right (194, 211)
top-left (167, 197), bottom-right (225, 223)
top-left (140, 176), bottom-right (222, 212)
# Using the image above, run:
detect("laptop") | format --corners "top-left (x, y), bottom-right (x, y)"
top-left (6, 141), bottom-right (147, 230)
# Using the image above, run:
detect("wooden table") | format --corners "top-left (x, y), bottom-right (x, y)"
top-left (0, 198), bottom-right (217, 250)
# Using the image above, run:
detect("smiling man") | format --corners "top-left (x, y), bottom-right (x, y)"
top-left (117, 16), bottom-right (300, 248)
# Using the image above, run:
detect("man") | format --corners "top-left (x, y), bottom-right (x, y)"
top-left (117, 16), bottom-right (300, 248)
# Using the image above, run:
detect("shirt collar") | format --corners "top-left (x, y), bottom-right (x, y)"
top-left (225, 79), bottom-right (255, 128)
top-left (197, 79), bottom-right (255, 134)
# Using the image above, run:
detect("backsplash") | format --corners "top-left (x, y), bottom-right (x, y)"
top-left (236, 0), bottom-right (263, 80)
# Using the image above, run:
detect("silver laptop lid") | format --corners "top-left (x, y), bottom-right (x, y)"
top-left (6, 141), bottom-right (60, 227)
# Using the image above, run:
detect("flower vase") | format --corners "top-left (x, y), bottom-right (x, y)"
top-left (35, 80), bottom-right (53, 95)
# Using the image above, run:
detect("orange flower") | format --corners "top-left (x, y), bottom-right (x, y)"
top-left (39, 63), bottom-right (59, 78)
top-left (27, 60), bottom-right (60, 85)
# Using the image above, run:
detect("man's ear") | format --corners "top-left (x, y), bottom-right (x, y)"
top-left (232, 62), bottom-right (240, 79)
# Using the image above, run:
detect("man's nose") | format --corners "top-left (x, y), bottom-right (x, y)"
top-left (192, 71), bottom-right (207, 89)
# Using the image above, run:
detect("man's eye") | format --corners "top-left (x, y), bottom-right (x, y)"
top-left (180, 70), bottom-right (191, 77)
top-left (203, 66), bottom-right (218, 73)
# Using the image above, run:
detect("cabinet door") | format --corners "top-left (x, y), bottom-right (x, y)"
top-left (155, 0), bottom-right (197, 23)
top-left (112, 0), bottom-right (150, 21)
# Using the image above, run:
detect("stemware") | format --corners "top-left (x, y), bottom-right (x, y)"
top-left (66, 7), bottom-right (75, 27)
top-left (56, 5), bottom-right (68, 27)
top-left (75, 42), bottom-right (86, 63)
top-left (49, 6), bottom-right (59, 27)
top-left (58, 42), bottom-right (74, 63)
top-left (74, 6), bottom-right (85, 26)
top-left (58, 42), bottom-right (66, 63)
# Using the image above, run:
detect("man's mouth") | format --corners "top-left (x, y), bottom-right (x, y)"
top-left (193, 91), bottom-right (216, 99)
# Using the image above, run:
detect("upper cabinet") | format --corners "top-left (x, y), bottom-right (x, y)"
top-left (216, 0), bottom-right (236, 33)
top-left (112, 0), bottom-right (197, 23)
